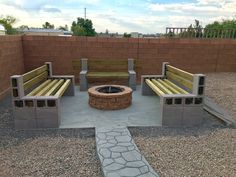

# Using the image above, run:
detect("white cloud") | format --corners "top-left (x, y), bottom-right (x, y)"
top-left (0, 0), bottom-right (236, 33)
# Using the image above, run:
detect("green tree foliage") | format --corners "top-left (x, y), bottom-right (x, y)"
top-left (123, 32), bottom-right (131, 38)
top-left (58, 25), bottom-right (68, 31)
top-left (0, 15), bottom-right (17, 34)
top-left (18, 25), bottom-right (29, 30)
top-left (42, 22), bottom-right (54, 29)
top-left (71, 17), bottom-right (96, 36)
top-left (205, 19), bottom-right (236, 38)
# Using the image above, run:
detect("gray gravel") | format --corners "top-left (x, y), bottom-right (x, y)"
top-left (130, 72), bottom-right (236, 177)
top-left (0, 97), bottom-right (102, 177)
top-left (131, 126), bottom-right (236, 177)
top-left (205, 72), bottom-right (236, 120)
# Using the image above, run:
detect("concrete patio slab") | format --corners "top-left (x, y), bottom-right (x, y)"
top-left (60, 86), bottom-right (162, 128)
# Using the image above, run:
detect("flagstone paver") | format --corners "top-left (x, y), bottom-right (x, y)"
top-left (96, 127), bottom-right (159, 177)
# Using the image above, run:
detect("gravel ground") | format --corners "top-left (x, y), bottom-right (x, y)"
top-left (0, 98), bottom-right (102, 177)
top-left (131, 72), bottom-right (236, 177)
top-left (1, 72), bottom-right (235, 177)
top-left (131, 126), bottom-right (236, 177)
top-left (205, 72), bottom-right (236, 120)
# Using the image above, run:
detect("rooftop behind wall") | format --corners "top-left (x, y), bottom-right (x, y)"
top-left (0, 35), bottom-right (236, 99)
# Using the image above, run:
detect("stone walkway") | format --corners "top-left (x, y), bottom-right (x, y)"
top-left (96, 127), bottom-right (159, 177)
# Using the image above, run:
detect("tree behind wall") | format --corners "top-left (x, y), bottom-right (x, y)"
top-left (205, 19), bottom-right (236, 38)
top-left (0, 15), bottom-right (17, 34)
top-left (71, 17), bottom-right (96, 36)
top-left (42, 22), bottom-right (55, 29)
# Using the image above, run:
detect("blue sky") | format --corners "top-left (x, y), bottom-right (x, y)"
top-left (0, 0), bottom-right (235, 33)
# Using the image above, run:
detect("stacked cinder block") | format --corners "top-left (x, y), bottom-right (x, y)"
top-left (11, 62), bottom-right (75, 129)
top-left (141, 62), bottom-right (205, 127)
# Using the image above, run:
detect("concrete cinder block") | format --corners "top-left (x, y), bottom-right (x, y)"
top-left (35, 97), bottom-right (60, 128)
top-left (81, 58), bottom-right (88, 71)
top-left (11, 75), bottom-right (24, 98)
top-left (129, 71), bottom-right (136, 90)
top-left (13, 107), bottom-right (36, 120)
top-left (36, 108), bottom-right (59, 128)
top-left (162, 62), bottom-right (169, 76)
top-left (45, 62), bottom-right (53, 77)
top-left (192, 74), bottom-right (205, 96)
top-left (182, 106), bottom-right (203, 127)
top-left (128, 58), bottom-right (134, 71)
top-left (15, 119), bottom-right (37, 130)
top-left (13, 97), bottom-right (36, 121)
top-left (79, 71), bottom-right (88, 91)
top-left (162, 106), bottom-right (183, 127)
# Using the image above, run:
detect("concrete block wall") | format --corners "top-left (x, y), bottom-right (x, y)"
top-left (22, 36), bottom-right (236, 84)
top-left (0, 36), bottom-right (24, 100)
top-left (0, 35), bottom-right (236, 101)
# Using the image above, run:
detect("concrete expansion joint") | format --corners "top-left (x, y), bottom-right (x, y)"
top-left (96, 126), bottom-right (159, 177)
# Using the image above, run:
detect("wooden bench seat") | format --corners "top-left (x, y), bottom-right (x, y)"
top-left (11, 62), bottom-right (75, 129)
top-left (27, 79), bottom-right (71, 96)
top-left (142, 62), bottom-right (205, 127)
top-left (72, 58), bottom-right (137, 91)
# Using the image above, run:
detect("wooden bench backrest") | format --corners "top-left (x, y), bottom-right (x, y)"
top-left (88, 59), bottom-right (128, 72)
top-left (22, 64), bottom-right (48, 91)
top-left (166, 65), bottom-right (194, 91)
top-left (72, 59), bottom-right (141, 72)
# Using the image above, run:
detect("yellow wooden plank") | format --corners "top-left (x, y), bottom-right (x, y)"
top-left (166, 71), bottom-right (193, 90)
top-left (164, 79), bottom-right (189, 94)
top-left (27, 80), bottom-right (52, 96)
top-left (23, 71), bottom-right (48, 91)
top-left (166, 65), bottom-right (193, 81)
top-left (23, 65), bottom-right (47, 82)
top-left (35, 79), bottom-right (59, 96)
top-left (145, 79), bottom-right (164, 97)
top-left (54, 79), bottom-right (71, 97)
top-left (44, 79), bottom-right (65, 96)
top-left (151, 79), bottom-right (173, 94)
top-left (157, 79), bottom-right (181, 94)
top-left (87, 72), bottom-right (129, 78)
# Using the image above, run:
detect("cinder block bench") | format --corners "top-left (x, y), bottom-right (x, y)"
top-left (73, 58), bottom-right (136, 91)
top-left (141, 62), bottom-right (205, 127)
top-left (11, 62), bottom-right (75, 129)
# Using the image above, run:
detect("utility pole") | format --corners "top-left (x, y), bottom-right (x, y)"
top-left (84, 8), bottom-right (86, 20)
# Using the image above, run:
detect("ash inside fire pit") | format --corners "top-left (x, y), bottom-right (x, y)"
top-left (97, 86), bottom-right (124, 94)
top-left (88, 85), bottom-right (132, 110)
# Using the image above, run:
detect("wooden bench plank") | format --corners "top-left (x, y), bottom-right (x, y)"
top-left (27, 80), bottom-right (52, 96)
top-left (87, 72), bottom-right (129, 78)
top-left (44, 79), bottom-right (65, 96)
top-left (166, 71), bottom-right (193, 90)
top-left (145, 79), bottom-right (164, 96)
top-left (35, 79), bottom-right (59, 96)
top-left (54, 79), bottom-right (71, 97)
top-left (157, 79), bottom-right (182, 94)
top-left (23, 65), bottom-right (48, 82)
top-left (166, 65), bottom-right (193, 81)
top-left (151, 79), bottom-right (173, 94)
top-left (23, 71), bottom-right (48, 91)
top-left (164, 79), bottom-right (189, 94)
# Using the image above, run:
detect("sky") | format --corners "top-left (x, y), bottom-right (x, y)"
top-left (0, 0), bottom-right (235, 33)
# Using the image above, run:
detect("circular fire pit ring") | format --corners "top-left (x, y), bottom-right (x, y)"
top-left (88, 85), bottom-right (132, 110)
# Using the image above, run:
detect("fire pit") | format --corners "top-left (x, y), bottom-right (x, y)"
top-left (88, 85), bottom-right (132, 110)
